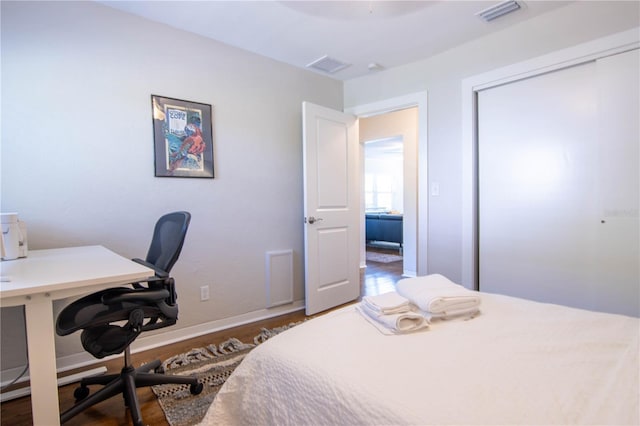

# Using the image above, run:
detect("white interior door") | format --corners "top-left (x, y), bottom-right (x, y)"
top-left (303, 102), bottom-right (360, 315)
top-left (478, 50), bottom-right (639, 317)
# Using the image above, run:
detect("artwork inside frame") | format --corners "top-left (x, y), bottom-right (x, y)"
top-left (151, 95), bottom-right (214, 178)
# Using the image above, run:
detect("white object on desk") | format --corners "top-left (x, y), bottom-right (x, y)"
top-left (0, 245), bottom-right (154, 426)
top-left (1, 212), bottom-right (27, 260)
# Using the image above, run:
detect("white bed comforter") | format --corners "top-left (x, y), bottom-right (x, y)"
top-left (199, 293), bottom-right (639, 425)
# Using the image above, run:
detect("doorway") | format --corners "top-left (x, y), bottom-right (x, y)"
top-left (345, 91), bottom-right (428, 294)
top-left (359, 106), bottom-right (418, 281)
top-left (362, 134), bottom-right (405, 295)
top-left (302, 92), bottom-right (426, 314)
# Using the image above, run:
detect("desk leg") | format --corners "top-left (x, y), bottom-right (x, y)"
top-left (25, 298), bottom-right (61, 426)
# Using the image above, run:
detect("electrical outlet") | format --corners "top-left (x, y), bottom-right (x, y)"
top-left (200, 285), bottom-right (210, 301)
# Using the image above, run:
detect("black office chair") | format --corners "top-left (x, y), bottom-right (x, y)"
top-left (56, 211), bottom-right (202, 425)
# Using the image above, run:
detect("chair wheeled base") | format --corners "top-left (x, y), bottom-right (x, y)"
top-left (61, 346), bottom-right (203, 425)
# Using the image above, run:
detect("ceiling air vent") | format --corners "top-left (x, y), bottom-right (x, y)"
top-left (476, 0), bottom-right (521, 22)
top-left (306, 55), bottom-right (350, 74)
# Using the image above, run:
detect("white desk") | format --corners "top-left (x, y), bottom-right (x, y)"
top-left (0, 245), bottom-right (154, 425)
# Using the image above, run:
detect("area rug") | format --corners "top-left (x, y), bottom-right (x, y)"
top-left (151, 322), bottom-right (300, 426)
top-left (366, 251), bottom-right (403, 263)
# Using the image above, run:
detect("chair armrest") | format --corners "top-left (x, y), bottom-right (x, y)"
top-left (132, 258), bottom-right (169, 278)
top-left (101, 288), bottom-right (170, 305)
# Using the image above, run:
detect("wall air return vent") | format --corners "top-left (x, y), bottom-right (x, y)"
top-left (476, 0), bottom-right (521, 22)
top-left (306, 55), bottom-right (350, 74)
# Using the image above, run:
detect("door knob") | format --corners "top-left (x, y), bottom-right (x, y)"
top-left (307, 216), bottom-right (323, 224)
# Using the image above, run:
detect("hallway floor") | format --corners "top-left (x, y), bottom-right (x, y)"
top-left (361, 245), bottom-right (404, 297)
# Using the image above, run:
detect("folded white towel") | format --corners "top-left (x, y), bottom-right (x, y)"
top-left (362, 292), bottom-right (411, 315)
top-left (356, 303), bottom-right (429, 335)
top-left (396, 274), bottom-right (481, 315)
top-left (419, 307), bottom-right (481, 322)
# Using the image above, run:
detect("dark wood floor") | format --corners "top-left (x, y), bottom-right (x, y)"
top-left (0, 248), bottom-right (402, 426)
top-left (361, 244), bottom-right (405, 297)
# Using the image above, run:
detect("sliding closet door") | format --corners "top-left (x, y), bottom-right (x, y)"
top-left (478, 49), bottom-right (639, 317)
top-left (478, 61), bottom-right (599, 310)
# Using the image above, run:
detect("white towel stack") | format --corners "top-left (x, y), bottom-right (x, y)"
top-left (362, 292), bottom-right (411, 314)
top-left (357, 292), bottom-right (429, 335)
top-left (396, 274), bottom-right (481, 320)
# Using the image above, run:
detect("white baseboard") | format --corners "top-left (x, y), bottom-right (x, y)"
top-left (1, 300), bottom-right (305, 392)
top-left (403, 270), bottom-right (417, 278)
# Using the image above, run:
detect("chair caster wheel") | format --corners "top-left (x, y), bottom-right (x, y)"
top-left (154, 365), bottom-right (165, 374)
top-left (190, 382), bottom-right (204, 395)
top-left (74, 385), bottom-right (90, 401)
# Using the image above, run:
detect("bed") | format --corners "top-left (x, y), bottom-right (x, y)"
top-left (199, 290), bottom-right (639, 425)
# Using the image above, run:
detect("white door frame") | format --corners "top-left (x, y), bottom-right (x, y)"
top-left (346, 91), bottom-right (428, 277)
top-left (461, 27), bottom-right (640, 290)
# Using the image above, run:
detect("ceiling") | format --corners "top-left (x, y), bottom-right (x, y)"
top-left (100, 1), bottom-right (572, 81)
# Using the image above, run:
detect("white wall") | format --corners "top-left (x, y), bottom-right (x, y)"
top-left (344, 1), bottom-right (640, 283)
top-left (0, 1), bottom-right (341, 369)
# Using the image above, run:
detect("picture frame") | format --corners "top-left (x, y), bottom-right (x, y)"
top-left (151, 95), bottom-right (214, 178)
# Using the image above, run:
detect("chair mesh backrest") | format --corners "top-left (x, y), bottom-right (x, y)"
top-left (145, 211), bottom-right (191, 274)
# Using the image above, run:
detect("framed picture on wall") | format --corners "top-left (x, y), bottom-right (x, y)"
top-left (151, 95), bottom-right (214, 178)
